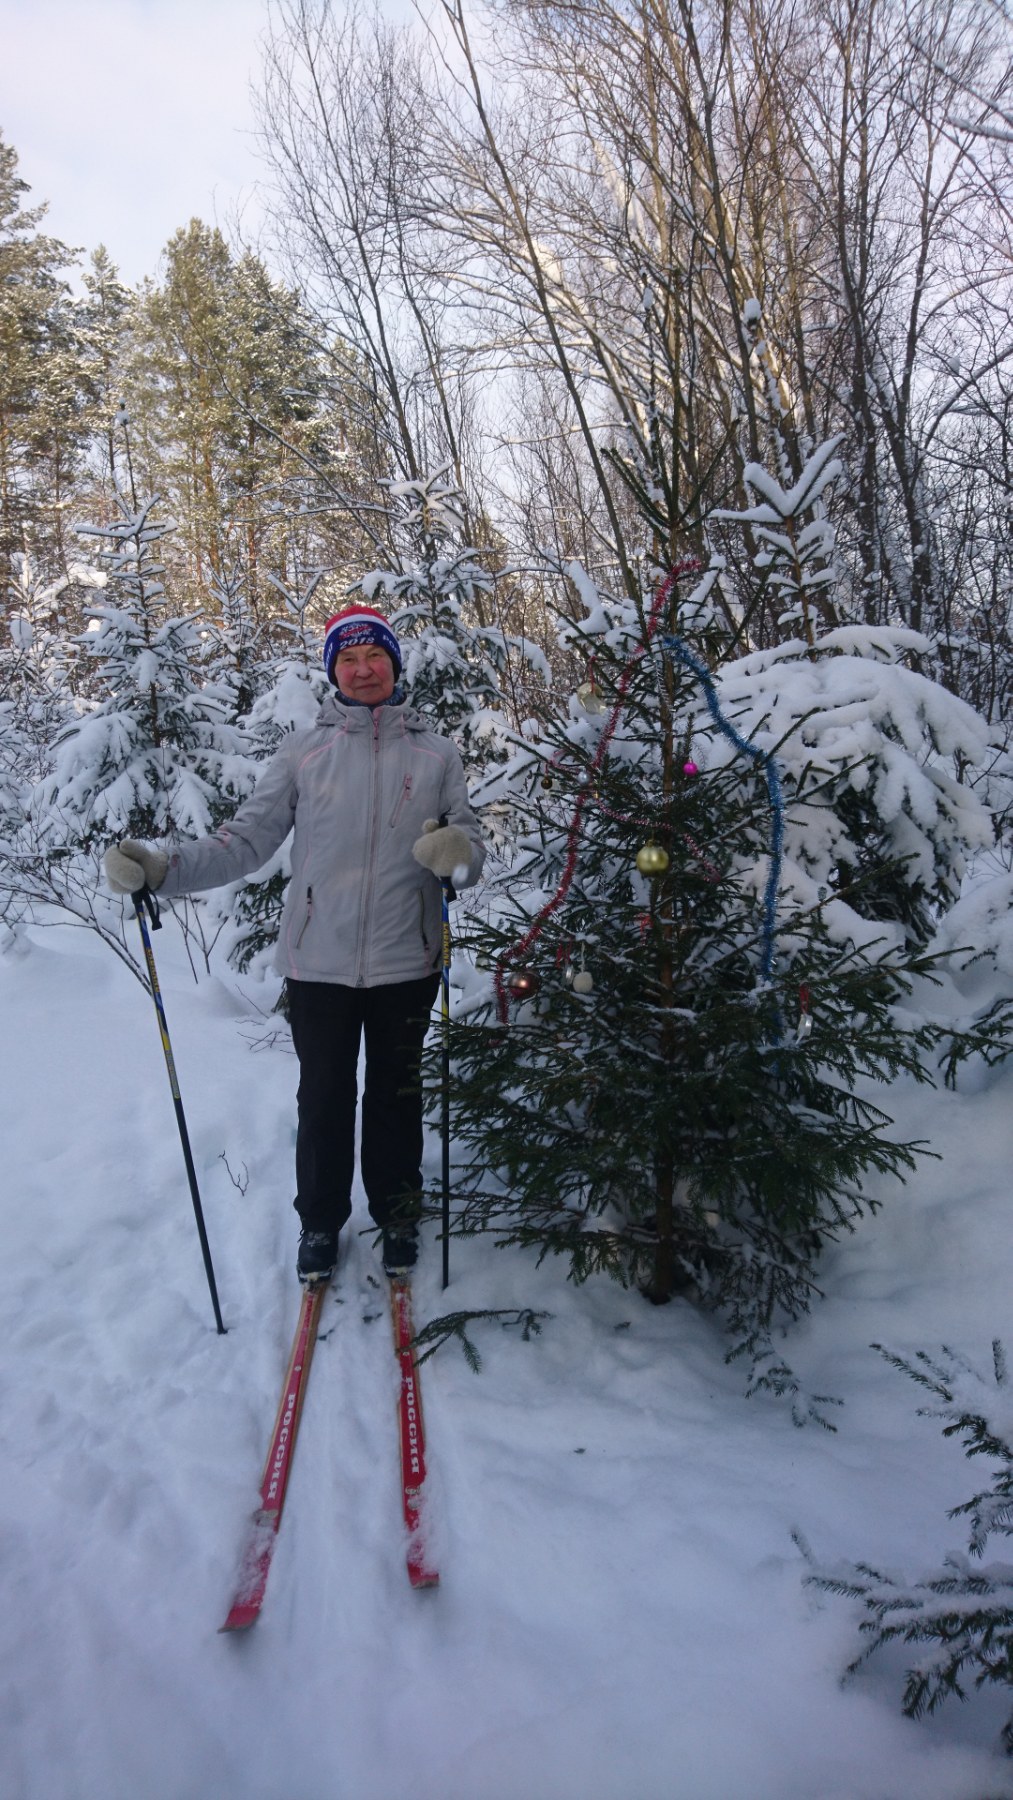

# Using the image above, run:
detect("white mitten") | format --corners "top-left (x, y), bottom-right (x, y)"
top-left (103, 838), bottom-right (169, 895)
top-left (411, 818), bottom-right (472, 882)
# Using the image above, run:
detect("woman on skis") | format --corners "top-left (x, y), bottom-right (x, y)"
top-left (103, 604), bottom-right (484, 1283)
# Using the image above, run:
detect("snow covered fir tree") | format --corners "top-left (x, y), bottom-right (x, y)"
top-left (39, 469), bottom-right (251, 856)
top-left (350, 468), bottom-right (518, 775)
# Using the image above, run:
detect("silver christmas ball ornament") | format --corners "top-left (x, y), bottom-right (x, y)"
top-left (576, 681), bottom-right (606, 715)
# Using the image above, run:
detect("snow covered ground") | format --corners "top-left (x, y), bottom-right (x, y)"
top-left (3, 909), bottom-right (1013, 1800)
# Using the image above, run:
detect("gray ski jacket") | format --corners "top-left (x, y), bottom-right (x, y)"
top-left (159, 693), bottom-right (485, 987)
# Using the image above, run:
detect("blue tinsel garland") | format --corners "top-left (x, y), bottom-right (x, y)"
top-left (664, 634), bottom-right (786, 1042)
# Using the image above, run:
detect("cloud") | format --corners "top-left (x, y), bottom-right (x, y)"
top-left (1, 0), bottom-right (270, 285)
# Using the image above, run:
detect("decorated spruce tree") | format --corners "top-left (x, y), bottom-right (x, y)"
top-left (439, 441), bottom-right (996, 1406)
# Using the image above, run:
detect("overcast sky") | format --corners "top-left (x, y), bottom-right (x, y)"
top-left (2, 0), bottom-right (275, 288)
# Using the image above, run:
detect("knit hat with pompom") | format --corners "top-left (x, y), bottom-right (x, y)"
top-left (322, 605), bottom-right (402, 683)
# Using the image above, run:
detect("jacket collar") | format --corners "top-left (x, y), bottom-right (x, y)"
top-left (317, 692), bottom-right (425, 733)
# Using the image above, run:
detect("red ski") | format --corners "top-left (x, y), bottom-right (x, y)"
top-left (390, 1277), bottom-right (439, 1588)
top-left (220, 1278), bottom-right (328, 1631)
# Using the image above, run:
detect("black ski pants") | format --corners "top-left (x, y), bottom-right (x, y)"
top-left (287, 974), bottom-right (440, 1237)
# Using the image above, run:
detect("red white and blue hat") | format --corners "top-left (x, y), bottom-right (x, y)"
top-left (323, 605), bottom-right (402, 682)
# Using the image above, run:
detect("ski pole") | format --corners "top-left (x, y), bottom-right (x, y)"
top-left (441, 876), bottom-right (452, 1290)
top-left (132, 885), bottom-right (226, 1335)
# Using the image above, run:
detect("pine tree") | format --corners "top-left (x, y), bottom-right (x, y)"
top-left (77, 246), bottom-right (135, 504)
top-left (352, 469), bottom-right (520, 769)
top-left (0, 537), bottom-right (158, 968)
top-left (1, 561), bottom-right (72, 871)
top-left (1, 549), bottom-right (105, 897)
top-left (39, 432), bottom-right (248, 853)
top-left (129, 222), bottom-right (363, 623)
top-left (438, 438), bottom-right (996, 1405)
top-left (202, 564), bottom-right (268, 727)
top-left (0, 133), bottom-right (90, 593)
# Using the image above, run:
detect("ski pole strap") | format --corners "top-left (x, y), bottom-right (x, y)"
top-left (137, 884), bottom-right (162, 931)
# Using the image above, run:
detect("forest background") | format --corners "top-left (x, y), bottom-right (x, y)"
top-left (4, 0), bottom-right (1013, 730)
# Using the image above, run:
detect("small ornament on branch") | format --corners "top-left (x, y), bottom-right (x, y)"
top-left (636, 842), bottom-right (670, 876)
top-left (569, 945), bottom-right (594, 995)
top-left (576, 680), bottom-right (606, 716)
top-left (558, 941), bottom-right (594, 994)
top-left (507, 968), bottom-right (541, 1000)
top-left (576, 656), bottom-right (606, 716)
top-left (795, 983), bottom-right (813, 1042)
top-left (540, 748), bottom-right (582, 795)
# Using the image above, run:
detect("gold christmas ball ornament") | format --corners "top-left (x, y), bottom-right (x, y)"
top-left (576, 681), bottom-right (606, 715)
top-left (507, 968), bottom-right (541, 999)
top-left (636, 843), bottom-right (670, 876)
top-left (572, 969), bottom-right (594, 995)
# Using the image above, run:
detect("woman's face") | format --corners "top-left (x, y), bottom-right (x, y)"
top-left (333, 642), bottom-right (396, 705)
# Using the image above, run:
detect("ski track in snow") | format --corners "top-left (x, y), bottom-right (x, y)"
top-left (3, 917), bottom-right (1013, 1800)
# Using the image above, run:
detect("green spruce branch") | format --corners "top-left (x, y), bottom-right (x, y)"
top-left (410, 1307), bottom-right (550, 1372)
top-left (802, 1340), bottom-right (1013, 1751)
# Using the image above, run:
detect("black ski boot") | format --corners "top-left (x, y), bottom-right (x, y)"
top-left (382, 1226), bottom-right (418, 1278)
top-left (297, 1228), bottom-right (339, 1283)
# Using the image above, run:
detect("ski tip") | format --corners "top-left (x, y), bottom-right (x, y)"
top-left (219, 1604), bottom-right (261, 1633)
top-left (408, 1568), bottom-right (440, 1590)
